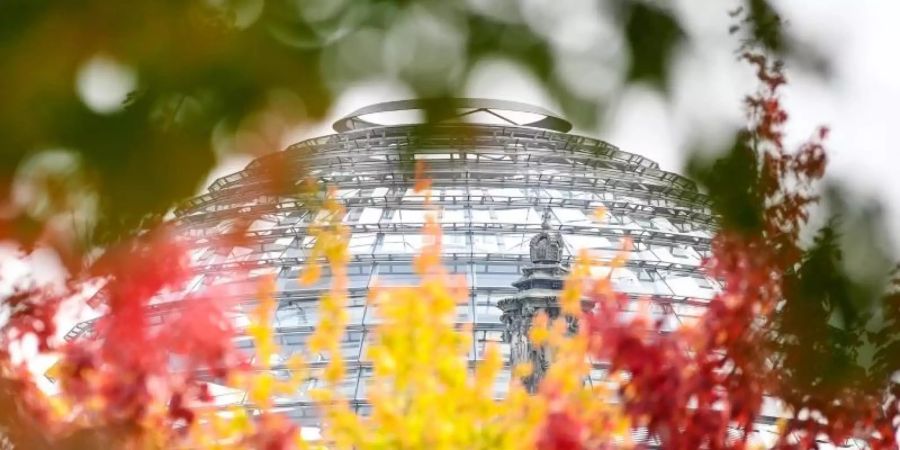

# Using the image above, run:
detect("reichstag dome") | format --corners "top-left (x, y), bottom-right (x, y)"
top-left (66, 99), bottom-right (718, 426)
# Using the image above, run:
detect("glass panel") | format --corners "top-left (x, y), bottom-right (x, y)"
top-left (276, 302), bottom-right (319, 327)
top-left (487, 188), bottom-right (522, 198)
top-left (650, 217), bottom-right (678, 233)
top-left (618, 195), bottom-right (648, 206)
top-left (309, 331), bottom-right (364, 361)
top-left (553, 207), bottom-right (591, 226)
top-left (279, 265), bottom-right (372, 290)
top-left (443, 233), bottom-right (470, 253)
top-left (356, 368), bottom-right (373, 400)
top-left (338, 188), bottom-right (361, 198)
top-left (358, 207), bottom-right (382, 225)
top-left (474, 330), bottom-right (508, 360)
top-left (444, 262), bottom-right (471, 280)
top-left (371, 263), bottom-right (420, 287)
top-left (651, 244), bottom-right (701, 265)
top-left (248, 218), bottom-right (276, 232)
top-left (619, 216), bottom-right (645, 230)
top-left (346, 304), bottom-right (366, 326)
top-left (474, 263), bottom-right (521, 288)
top-left (473, 292), bottom-right (503, 324)
top-left (609, 268), bottom-right (663, 295)
top-left (471, 209), bottom-right (493, 223)
top-left (539, 188), bottom-right (562, 199)
top-left (391, 209), bottom-right (427, 224)
top-left (565, 235), bottom-right (612, 252)
top-left (441, 209), bottom-right (466, 224)
top-left (378, 234), bottom-right (422, 253)
top-left (663, 274), bottom-right (716, 299)
top-left (349, 233), bottom-right (377, 253)
top-left (277, 212), bottom-right (304, 226)
top-left (632, 242), bottom-right (658, 261)
top-left (277, 332), bottom-right (307, 359)
top-left (222, 246), bottom-right (253, 263)
top-left (347, 265), bottom-right (373, 289)
top-left (671, 302), bottom-right (706, 320)
top-left (274, 236), bottom-right (294, 246)
top-left (495, 208), bottom-right (538, 224)
top-left (472, 233), bottom-right (529, 255)
top-left (278, 368), bottom-right (359, 405)
top-left (687, 228), bottom-right (713, 238)
top-left (205, 383), bottom-right (246, 406)
top-left (402, 189), bottom-right (425, 202)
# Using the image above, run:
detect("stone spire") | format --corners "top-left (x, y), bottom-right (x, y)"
top-left (530, 208), bottom-right (563, 264)
top-left (498, 207), bottom-right (572, 392)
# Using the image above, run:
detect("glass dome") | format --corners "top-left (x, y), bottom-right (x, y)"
top-left (66, 99), bottom-right (718, 427)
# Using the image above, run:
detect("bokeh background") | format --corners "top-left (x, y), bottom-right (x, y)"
top-left (2, 0), bottom-right (896, 350)
top-left (1, 2), bottom-right (898, 447)
top-left (209, 0), bottom-right (900, 258)
top-left (3, 0), bottom-right (896, 255)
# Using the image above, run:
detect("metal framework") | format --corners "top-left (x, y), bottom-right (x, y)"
top-left (331, 98), bottom-right (574, 133)
top-left (65, 99), bottom-right (791, 444)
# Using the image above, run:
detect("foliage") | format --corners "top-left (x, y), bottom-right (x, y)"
top-left (0, 1), bottom-right (898, 450)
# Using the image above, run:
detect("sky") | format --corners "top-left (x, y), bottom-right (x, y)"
top-left (205, 0), bottom-right (900, 256)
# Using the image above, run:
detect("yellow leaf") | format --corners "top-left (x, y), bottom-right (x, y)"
top-left (300, 262), bottom-right (322, 285)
